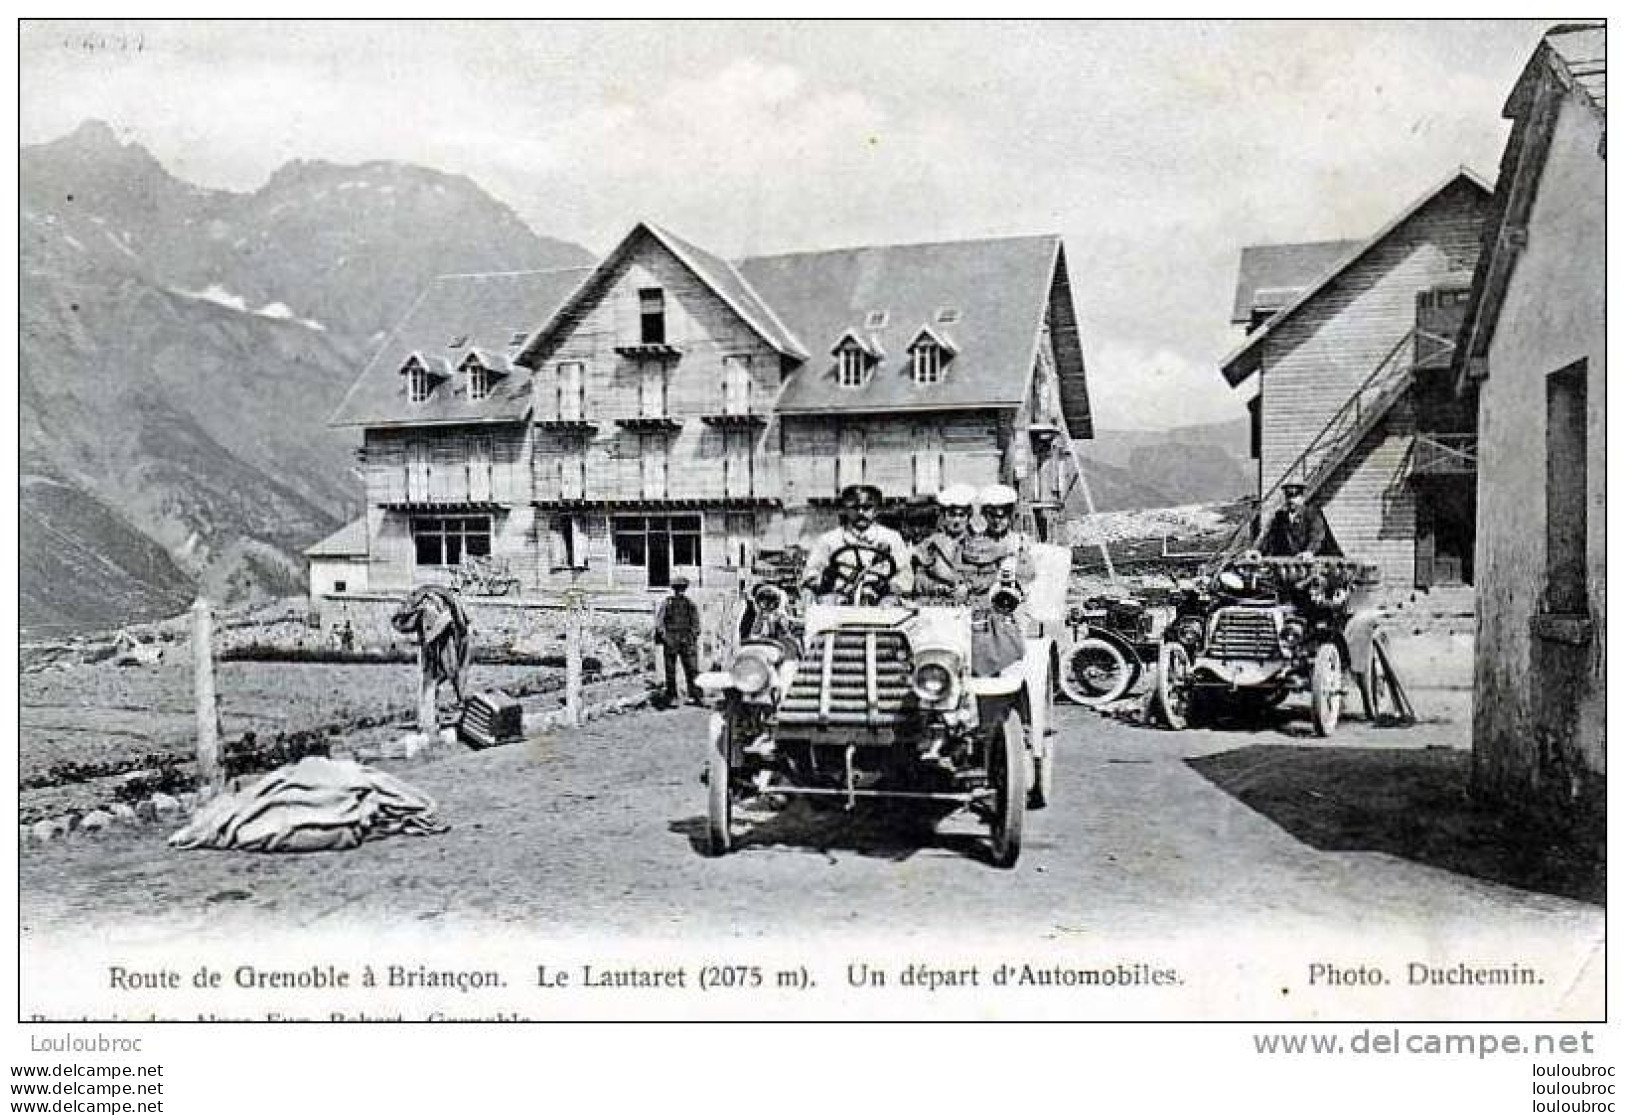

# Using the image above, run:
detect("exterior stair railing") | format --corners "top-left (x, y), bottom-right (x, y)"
top-left (1214, 327), bottom-right (1431, 563)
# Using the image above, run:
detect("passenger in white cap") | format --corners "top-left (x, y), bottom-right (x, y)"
top-left (957, 483), bottom-right (1037, 675)
top-left (915, 484), bottom-right (975, 599)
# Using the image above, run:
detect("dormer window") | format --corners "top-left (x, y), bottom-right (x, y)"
top-left (458, 350), bottom-right (509, 402)
top-left (831, 330), bottom-right (882, 389)
top-left (400, 353), bottom-right (448, 404)
top-left (408, 364), bottom-right (432, 403)
top-left (912, 344), bottom-right (943, 385)
top-left (838, 346), bottom-right (867, 388)
top-left (907, 326), bottom-right (958, 386)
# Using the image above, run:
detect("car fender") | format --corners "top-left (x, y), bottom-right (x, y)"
top-left (1020, 636), bottom-right (1056, 753)
top-left (1341, 608), bottom-right (1382, 675)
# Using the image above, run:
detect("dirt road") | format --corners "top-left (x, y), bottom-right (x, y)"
top-left (20, 691), bottom-right (1600, 947)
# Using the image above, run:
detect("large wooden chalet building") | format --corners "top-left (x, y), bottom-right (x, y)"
top-left (329, 224), bottom-right (1093, 594)
top-left (1220, 170), bottom-right (1491, 591)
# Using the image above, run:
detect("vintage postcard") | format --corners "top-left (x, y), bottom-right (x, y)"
top-left (15, 18), bottom-right (1604, 1025)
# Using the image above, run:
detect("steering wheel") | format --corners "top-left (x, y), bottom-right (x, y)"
top-left (823, 543), bottom-right (898, 605)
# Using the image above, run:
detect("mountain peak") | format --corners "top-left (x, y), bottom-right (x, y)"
top-left (48, 118), bottom-right (148, 158)
top-left (27, 118), bottom-right (171, 184)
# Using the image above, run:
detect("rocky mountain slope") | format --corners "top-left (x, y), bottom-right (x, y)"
top-left (1073, 416), bottom-right (1253, 511)
top-left (20, 121), bottom-right (591, 634)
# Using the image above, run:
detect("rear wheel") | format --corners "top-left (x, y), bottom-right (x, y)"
top-left (1060, 637), bottom-right (1135, 706)
top-left (1153, 642), bottom-right (1192, 730)
top-left (1310, 643), bottom-right (1344, 737)
top-left (706, 713), bottom-right (734, 855)
top-left (988, 710), bottom-right (1027, 868)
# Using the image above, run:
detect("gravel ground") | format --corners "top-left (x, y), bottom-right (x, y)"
top-left (19, 683), bottom-right (1601, 947)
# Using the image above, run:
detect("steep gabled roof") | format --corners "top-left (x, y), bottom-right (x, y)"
top-left (303, 517), bottom-right (367, 558)
top-left (336, 227), bottom-right (1091, 440)
top-left (1538, 23), bottom-right (1606, 120)
top-left (1456, 24), bottom-right (1606, 392)
top-left (650, 223), bottom-right (808, 359)
top-left (329, 268), bottom-right (587, 428)
top-left (735, 234), bottom-right (1086, 431)
top-left (1219, 168), bottom-right (1493, 387)
top-left (1229, 239), bottom-right (1362, 325)
top-left (515, 222), bottom-right (807, 369)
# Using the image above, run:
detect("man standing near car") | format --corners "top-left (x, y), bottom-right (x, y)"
top-left (653, 575), bottom-right (703, 707)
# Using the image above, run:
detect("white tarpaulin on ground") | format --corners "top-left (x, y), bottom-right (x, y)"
top-left (169, 756), bottom-right (448, 853)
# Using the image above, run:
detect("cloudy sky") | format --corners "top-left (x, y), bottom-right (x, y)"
top-left (21, 19), bottom-right (1551, 429)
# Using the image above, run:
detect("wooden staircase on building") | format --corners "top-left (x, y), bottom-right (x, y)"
top-left (1215, 327), bottom-right (1438, 562)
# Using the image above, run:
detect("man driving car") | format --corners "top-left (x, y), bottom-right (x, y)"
top-left (801, 483), bottom-right (914, 604)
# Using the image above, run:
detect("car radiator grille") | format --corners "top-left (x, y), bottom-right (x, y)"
top-left (776, 629), bottom-right (913, 731)
top-left (1206, 608), bottom-right (1281, 660)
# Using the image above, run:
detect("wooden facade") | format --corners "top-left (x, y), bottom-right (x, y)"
top-left (332, 225), bottom-right (1092, 595)
top-left (1221, 173), bottom-right (1490, 590)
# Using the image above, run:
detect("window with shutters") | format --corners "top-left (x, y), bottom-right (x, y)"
top-left (913, 424), bottom-right (942, 493)
top-left (725, 429), bottom-right (752, 496)
top-left (560, 440), bottom-right (587, 500)
top-left (639, 363), bottom-right (667, 418)
top-left (838, 425), bottom-right (865, 488)
top-left (405, 439), bottom-right (431, 501)
top-left (723, 355), bottom-right (752, 414)
top-left (641, 433), bottom-right (668, 498)
top-left (466, 435), bottom-right (493, 502)
top-left (557, 362), bottom-right (585, 421)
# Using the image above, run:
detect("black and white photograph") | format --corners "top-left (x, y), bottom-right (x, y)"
top-left (15, 19), bottom-right (1605, 1030)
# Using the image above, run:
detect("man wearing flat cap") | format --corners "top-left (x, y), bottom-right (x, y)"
top-left (1255, 481), bottom-right (1342, 558)
top-left (654, 574), bottom-right (704, 706)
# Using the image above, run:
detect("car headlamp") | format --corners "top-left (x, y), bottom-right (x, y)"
top-left (729, 648), bottom-right (776, 696)
top-left (910, 649), bottom-right (961, 706)
top-left (1279, 618), bottom-right (1307, 654)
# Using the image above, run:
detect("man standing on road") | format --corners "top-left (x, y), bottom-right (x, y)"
top-left (653, 575), bottom-right (703, 707)
top-left (1256, 481), bottom-right (1342, 558)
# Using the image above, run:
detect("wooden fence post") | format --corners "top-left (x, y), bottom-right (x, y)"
top-left (192, 598), bottom-right (224, 800)
top-left (417, 644), bottom-right (438, 742)
top-left (564, 590), bottom-right (584, 727)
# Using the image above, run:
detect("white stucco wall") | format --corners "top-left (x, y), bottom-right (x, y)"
top-left (309, 557), bottom-right (370, 599)
top-left (1473, 88), bottom-right (1606, 808)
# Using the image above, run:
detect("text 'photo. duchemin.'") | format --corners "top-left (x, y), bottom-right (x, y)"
top-left (17, 19), bottom-right (1604, 1021)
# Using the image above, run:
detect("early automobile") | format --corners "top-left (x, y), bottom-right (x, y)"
top-left (1148, 554), bottom-right (1381, 736)
top-left (1058, 592), bottom-right (1158, 707)
top-left (698, 536), bottom-right (1070, 867)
